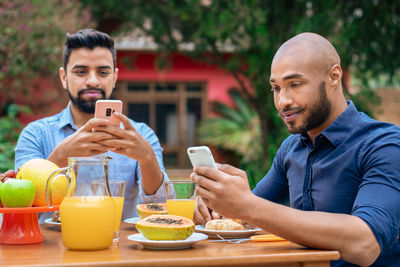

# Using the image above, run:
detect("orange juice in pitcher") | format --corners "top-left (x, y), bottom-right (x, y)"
top-left (60, 196), bottom-right (116, 250)
top-left (46, 156), bottom-right (118, 250)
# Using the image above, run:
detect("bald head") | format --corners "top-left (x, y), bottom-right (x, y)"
top-left (272, 32), bottom-right (340, 74)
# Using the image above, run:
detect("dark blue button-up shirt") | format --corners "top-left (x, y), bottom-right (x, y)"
top-left (253, 101), bottom-right (400, 266)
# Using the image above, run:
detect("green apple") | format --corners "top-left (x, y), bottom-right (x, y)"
top-left (1, 179), bottom-right (36, 207)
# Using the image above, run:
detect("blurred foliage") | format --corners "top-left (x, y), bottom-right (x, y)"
top-left (0, 0), bottom-right (92, 172)
top-left (197, 90), bottom-right (266, 188)
top-left (0, 0), bottom-right (92, 112)
top-left (0, 104), bottom-right (31, 172)
top-left (80, 1), bottom-right (400, 179)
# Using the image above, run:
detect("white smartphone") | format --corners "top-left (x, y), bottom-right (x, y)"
top-left (94, 100), bottom-right (123, 126)
top-left (187, 146), bottom-right (217, 168)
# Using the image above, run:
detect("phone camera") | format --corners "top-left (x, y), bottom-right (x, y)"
top-left (106, 108), bottom-right (112, 117)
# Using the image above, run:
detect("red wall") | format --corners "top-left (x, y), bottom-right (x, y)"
top-left (117, 51), bottom-right (241, 106)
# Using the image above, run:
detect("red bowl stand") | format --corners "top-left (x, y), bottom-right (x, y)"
top-left (0, 206), bottom-right (59, 244)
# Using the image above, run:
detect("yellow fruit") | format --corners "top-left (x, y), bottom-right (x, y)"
top-left (135, 215), bottom-right (194, 240)
top-left (17, 159), bottom-right (68, 206)
top-left (136, 203), bottom-right (168, 219)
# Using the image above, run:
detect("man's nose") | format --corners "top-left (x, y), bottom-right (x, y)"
top-left (275, 88), bottom-right (293, 109)
top-left (86, 71), bottom-right (100, 88)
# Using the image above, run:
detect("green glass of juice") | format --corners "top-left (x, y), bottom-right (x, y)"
top-left (165, 180), bottom-right (196, 221)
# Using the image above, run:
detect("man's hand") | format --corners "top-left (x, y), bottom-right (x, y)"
top-left (94, 112), bottom-right (163, 195)
top-left (47, 118), bottom-right (116, 166)
top-left (94, 112), bottom-right (154, 163)
top-left (193, 196), bottom-right (221, 225)
top-left (191, 164), bottom-right (253, 219)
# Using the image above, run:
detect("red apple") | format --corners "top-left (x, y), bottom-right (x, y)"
top-left (0, 169), bottom-right (16, 183)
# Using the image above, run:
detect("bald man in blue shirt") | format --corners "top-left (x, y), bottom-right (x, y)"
top-left (192, 33), bottom-right (400, 266)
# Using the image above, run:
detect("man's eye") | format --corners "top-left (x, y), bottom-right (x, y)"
top-left (74, 70), bottom-right (86, 75)
top-left (271, 86), bottom-right (280, 92)
top-left (291, 82), bottom-right (302, 87)
top-left (99, 71), bottom-right (110, 76)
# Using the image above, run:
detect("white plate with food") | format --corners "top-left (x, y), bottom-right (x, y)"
top-left (44, 218), bottom-right (61, 227)
top-left (124, 217), bottom-right (141, 225)
top-left (127, 232), bottom-right (208, 250)
top-left (195, 225), bottom-right (262, 239)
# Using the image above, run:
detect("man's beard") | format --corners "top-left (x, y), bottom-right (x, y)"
top-left (67, 87), bottom-right (106, 114)
top-left (281, 81), bottom-right (331, 134)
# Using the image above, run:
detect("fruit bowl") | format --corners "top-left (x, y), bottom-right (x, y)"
top-left (0, 205), bottom-right (59, 244)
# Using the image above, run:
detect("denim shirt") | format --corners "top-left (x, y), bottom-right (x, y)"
top-left (15, 103), bottom-right (169, 222)
top-left (253, 101), bottom-right (400, 267)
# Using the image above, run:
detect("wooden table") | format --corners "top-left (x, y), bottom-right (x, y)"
top-left (0, 223), bottom-right (340, 267)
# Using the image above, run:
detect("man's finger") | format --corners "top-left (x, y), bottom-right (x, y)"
top-left (198, 197), bottom-right (212, 221)
top-left (194, 197), bottom-right (210, 225)
top-left (211, 211), bottom-right (222, 219)
top-left (194, 166), bottom-right (222, 182)
top-left (81, 118), bottom-right (110, 132)
top-left (194, 183), bottom-right (215, 204)
top-left (113, 112), bottom-right (136, 131)
top-left (191, 172), bottom-right (218, 192)
top-left (217, 164), bottom-right (247, 178)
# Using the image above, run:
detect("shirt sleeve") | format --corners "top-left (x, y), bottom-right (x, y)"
top-left (134, 121), bottom-right (170, 203)
top-left (14, 122), bottom-right (46, 170)
top-left (252, 136), bottom-right (291, 203)
top-left (352, 129), bottom-right (400, 251)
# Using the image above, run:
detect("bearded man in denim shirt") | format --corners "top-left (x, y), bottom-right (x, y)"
top-left (192, 32), bottom-right (400, 266)
top-left (14, 29), bottom-right (168, 222)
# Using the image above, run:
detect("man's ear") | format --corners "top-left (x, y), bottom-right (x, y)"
top-left (328, 64), bottom-right (342, 88)
top-left (59, 67), bottom-right (67, 90)
top-left (113, 68), bottom-right (119, 88)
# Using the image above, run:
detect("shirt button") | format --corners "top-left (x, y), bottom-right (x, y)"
top-left (306, 189), bottom-right (311, 193)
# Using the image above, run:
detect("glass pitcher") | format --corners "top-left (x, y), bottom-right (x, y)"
top-left (46, 155), bottom-right (116, 250)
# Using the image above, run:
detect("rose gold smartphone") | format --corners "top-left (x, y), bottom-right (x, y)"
top-left (95, 100), bottom-right (123, 126)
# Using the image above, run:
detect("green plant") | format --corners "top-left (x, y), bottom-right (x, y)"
top-left (197, 90), bottom-right (269, 188)
top-left (0, 104), bottom-right (31, 172)
top-left (0, 0), bottom-right (92, 110)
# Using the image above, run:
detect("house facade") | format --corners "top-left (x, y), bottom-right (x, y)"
top-left (115, 50), bottom-right (240, 169)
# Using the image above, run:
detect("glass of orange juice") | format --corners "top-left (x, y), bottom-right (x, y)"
top-left (91, 180), bottom-right (126, 242)
top-left (165, 180), bottom-right (196, 220)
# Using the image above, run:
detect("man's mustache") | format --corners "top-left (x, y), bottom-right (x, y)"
top-left (77, 88), bottom-right (106, 97)
top-left (277, 107), bottom-right (304, 117)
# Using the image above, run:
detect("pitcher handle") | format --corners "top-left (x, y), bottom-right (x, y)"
top-left (46, 167), bottom-right (76, 208)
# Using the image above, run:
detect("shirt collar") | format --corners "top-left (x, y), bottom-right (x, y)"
top-left (320, 100), bottom-right (360, 147)
top-left (300, 101), bottom-right (360, 148)
top-left (57, 102), bottom-right (78, 130)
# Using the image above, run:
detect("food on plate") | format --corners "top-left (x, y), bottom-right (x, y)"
top-left (0, 179), bottom-right (36, 207)
top-left (205, 219), bottom-right (244, 230)
top-left (135, 214), bottom-right (194, 240)
top-left (51, 211), bottom-right (61, 223)
top-left (16, 158), bottom-right (69, 206)
top-left (136, 203), bottom-right (167, 219)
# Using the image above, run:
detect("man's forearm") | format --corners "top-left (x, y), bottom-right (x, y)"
top-left (138, 152), bottom-right (164, 195)
top-left (241, 195), bottom-right (380, 266)
top-left (47, 146), bottom-right (68, 167)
